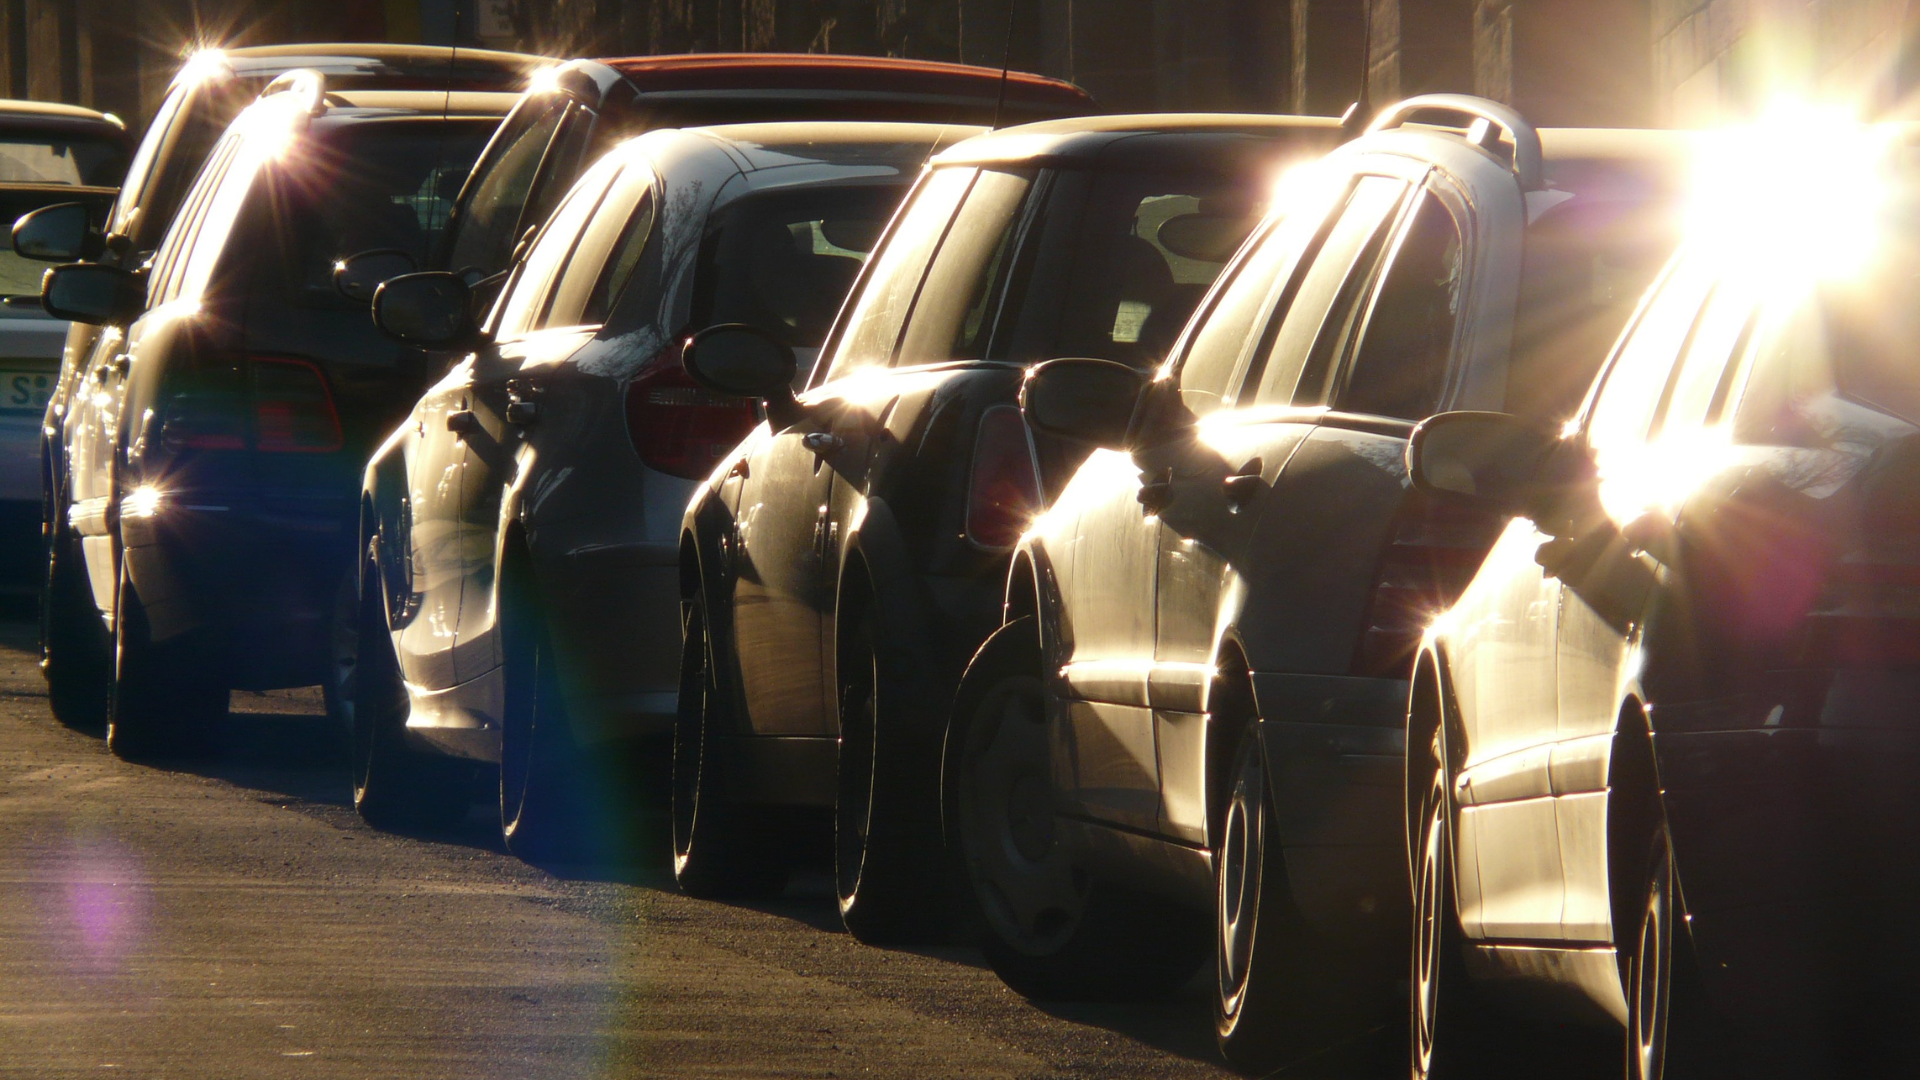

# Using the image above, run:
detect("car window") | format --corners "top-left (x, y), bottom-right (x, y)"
top-left (691, 184), bottom-right (905, 360)
top-left (147, 133), bottom-right (241, 307)
top-left (1584, 258), bottom-right (1714, 453)
top-left (111, 82), bottom-right (187, 235)
top-left (820, 166), bottom-right (976, 381)
top-left (1334, 188), bottom-right (1465, 420)
top-left (1000, 167), bottom-right (1264, 371)
top-left (1172, 219), bottom-right (1285, 415)
top-left (247, 120), bottom-right (499, 301)
top-left (443, 96), bottom-right (569, 276)
top-left (119, 79), bottom-right (252, 251)
top-left (894, 169), bottom-right (1034, 365)
top-left (1250, 174), bottom-right (1409, 404)
top-left (553, 172), bottom-right (656, 328)
top-left (1651, 283), bottom-right (1755, 437)
top-left (493, 156), bottom-right (623, 339)
top-left (0, 133), bottom-right (125, 186)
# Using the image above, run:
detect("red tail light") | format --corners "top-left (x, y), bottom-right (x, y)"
top-left (1352, 497), bottom-right (1504, 677)
top-left (624, 346), bottom-right (760, 480)
top-left (966, 405), bottom-right (1042, 549)
top-left (251, 356), bottom-right (343, 453)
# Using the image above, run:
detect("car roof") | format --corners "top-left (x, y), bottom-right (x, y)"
top-left (931, 113), bottom-right (1346, 169)
top-left (0, 98), bottom-right (125, 128)
top-left (201, 43), bottom-right (541, 89)
top-left (684, 121), bottom-right (988, 173)
top-left (314, 89), bottom-right (521, 119)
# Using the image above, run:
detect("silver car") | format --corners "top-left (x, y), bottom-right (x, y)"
top-left (351, 121), bottom-right (978, 859)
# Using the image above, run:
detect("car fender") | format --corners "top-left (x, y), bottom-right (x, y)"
top-left (836, 496), bottom-right (941, 710)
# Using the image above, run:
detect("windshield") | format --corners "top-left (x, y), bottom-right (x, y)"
top-left (0, 133), bottom-right (125, 186)
top-left (690, 184), bottom-right (905, 350)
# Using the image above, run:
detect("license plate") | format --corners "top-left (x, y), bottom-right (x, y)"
top-left (0, 367), bottom-right (52, 417)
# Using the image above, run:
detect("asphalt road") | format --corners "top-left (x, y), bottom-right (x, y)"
top-left (0, 614), bottom-right (1414, 1080)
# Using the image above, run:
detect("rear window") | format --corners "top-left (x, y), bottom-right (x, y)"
top-left (1504, 172), bottom-right (1685, 424)
top-left (998, 167), bottom-right (1265, 370)
top-left (690, 185), bottom-right (905, 356)
top-left (245, 120), bottom-right (498, 301)
top-left (0, 132), bottom-right (125, 186)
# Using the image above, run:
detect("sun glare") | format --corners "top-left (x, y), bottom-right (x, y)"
top-left (1688, 98), bottom-right (1896, 289)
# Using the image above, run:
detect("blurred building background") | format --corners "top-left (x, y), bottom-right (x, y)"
top-left (7, 0), bottom-right (1920, 131)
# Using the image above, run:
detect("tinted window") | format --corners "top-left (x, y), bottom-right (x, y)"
top-left (692, 184), bottom-right (905, 354)
top-left (111, 83), bottom-right (187, 234)
top-left (1336, 190), bottom-right (1465, 420)
top-left (549, 174), bottom-right (656, 329)
top-left (1252, 175), bottom-right (1408, 404)
top-left (494, 156), bottom-right (623, 338)
top-left (1174, 219), bottom-right (1286, 415)
top-left (147, 134), bottom-right (242, 307)
top-left (444, 97), bottom-right (568, 276)
top-left (822, 166), bottom-right (975, 380)
top-left (118, 80), bottom-right (253, 250)
top-left (250, 120), bottom-right (497, 300)
top-left (1005, 168), bottom-right (1264, 370)
top-left (895, 169), bottom-right (1033, 364)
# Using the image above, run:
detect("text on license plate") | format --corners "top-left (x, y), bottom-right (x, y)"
top-left (0, 368), bottom-right (52, 416)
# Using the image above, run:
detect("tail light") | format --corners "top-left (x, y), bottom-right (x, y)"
top-left (1793, 559), bottom-right (1920, 668)
top-left (250, 356), bottom-right (342, 453)
top-left (966, 405), bottom-right (1042, 549)
top-left (1352, 497), bottom-right (1504, 677)
top-left (624, 345), bottom-right (759, 479)
top-left (157, 355), bottom-right (341, 454)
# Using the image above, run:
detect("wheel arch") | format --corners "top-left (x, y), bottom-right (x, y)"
top-left (1204, 634), bottom-right (1260, 853)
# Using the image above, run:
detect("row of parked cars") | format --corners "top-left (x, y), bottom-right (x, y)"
top-left (18, 41), bottom-right (1916, 1080)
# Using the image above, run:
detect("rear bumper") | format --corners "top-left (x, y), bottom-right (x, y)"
top-left (121, 495), bottom-right (354, 689)
top-left (1254, 672), bottom-right (1410, 947)
top-left (1655, 672), bottom-right (1920, 1062)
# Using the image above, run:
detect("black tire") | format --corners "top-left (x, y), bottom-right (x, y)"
top-left (320, 564), bottom-right (357, 738)
top-left (41, 511), bottom-right (109, 731)
top-left (1628, 822), bottom-right (1675, 1080)
top-left (106, 554), bottom-right (226, 760)
top-left (1214, 721), bottom-right (1345, 1072)
top-left (946, 617), bottom-right (1208, 1000)
top-left (836, 607), bottom-right (946, 944)
top-left (672, 589), bottom-right (788, 898)
top-left (350, 550), bottom-right (472, 830)
top-left (499, 582), bottom-right (599, 863)
top-left (1410, 720), bottom-right (1496, 1080)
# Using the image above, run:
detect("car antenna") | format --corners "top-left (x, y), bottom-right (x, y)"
top-left (990, 2), bottom-right (1015, 130)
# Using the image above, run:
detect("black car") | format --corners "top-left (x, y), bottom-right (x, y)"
top-left (674, 114), bottom-right (1342, 939)
top-left (38, 74), bottom-right (515, 758)
top-left (33, 43), bottom-right (537, 728)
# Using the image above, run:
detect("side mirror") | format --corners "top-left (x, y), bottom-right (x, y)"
top-left (372, 272), bottom-right (474, 346)
top-left (12, 202), bottom-right (93, 262)
top-left (1019, 358), bottom-right (1146, 449)
top-left (1407, 411), bottom-right (1578, 517)
top-left (334, 248), bottom-right (417, 303)
top-left (683, 323), bottom-right (801, 426)
top-left (41, 263), bottom-right (142, 325)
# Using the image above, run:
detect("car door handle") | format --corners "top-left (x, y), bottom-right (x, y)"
top-left (1137, 467), bottom-right (1173, 513)
top-left (802, 431), bottom-right (844, 454)
top-left (504, 401), bottom-right (538, 425)
top-left (446, 409), bottom-right (479, 436)
top-left (1223, 458), bottom-right (1265, 507)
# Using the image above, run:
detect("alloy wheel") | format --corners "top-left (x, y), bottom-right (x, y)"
top-left (1216, 729), bottom-right (1266, 1020)
top-left (1631, 834), bottom-right (1674, 1080)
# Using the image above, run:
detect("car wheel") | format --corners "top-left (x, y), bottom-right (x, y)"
top-left (672, 589), bottom-right (788, 898)
top-left (106, 554), bottom-right (226, 760)
top-left (499, 593), bottom-right (596, 863)
top-left (1411, 721), bottom-right (1492, 1080)
top-left (41, 514), bottom-right (109, 731)
top-left (350, 550), bottom-right (472, 830)
top-left (1628, 823), bottom-right (1674, 1080)
top-left (948, 617), bottom-right (1207, 1000)
top-left (835, 608), bottom-right (944, 944)
top-left (321, 564), bottom-right (357, 737)
top-left (1213, 721), bottom-right (1334, 1071)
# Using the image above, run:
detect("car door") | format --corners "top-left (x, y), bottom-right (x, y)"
top-left (1552, 260), bottom-right (1730, 942)
top-left (1143, 170), bottom-right (1415, 842)
top-left (729, 166), bottom-right (974, 735)
top-left (451, 154), bottom-right (639, 684)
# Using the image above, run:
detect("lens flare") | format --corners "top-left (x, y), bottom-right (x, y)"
top-left (124, 485), bottom-right (163, 520)
top-left (1688, 98), bottom-right (1895, 290)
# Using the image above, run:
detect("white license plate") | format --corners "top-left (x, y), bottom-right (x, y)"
top-left (0, 367), bottom-right (52, 417)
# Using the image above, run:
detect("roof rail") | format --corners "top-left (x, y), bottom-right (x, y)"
top-left (260, 68), bottom-right (328, 116)
top-left (1367, 94), bottom-right (1542, 192)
